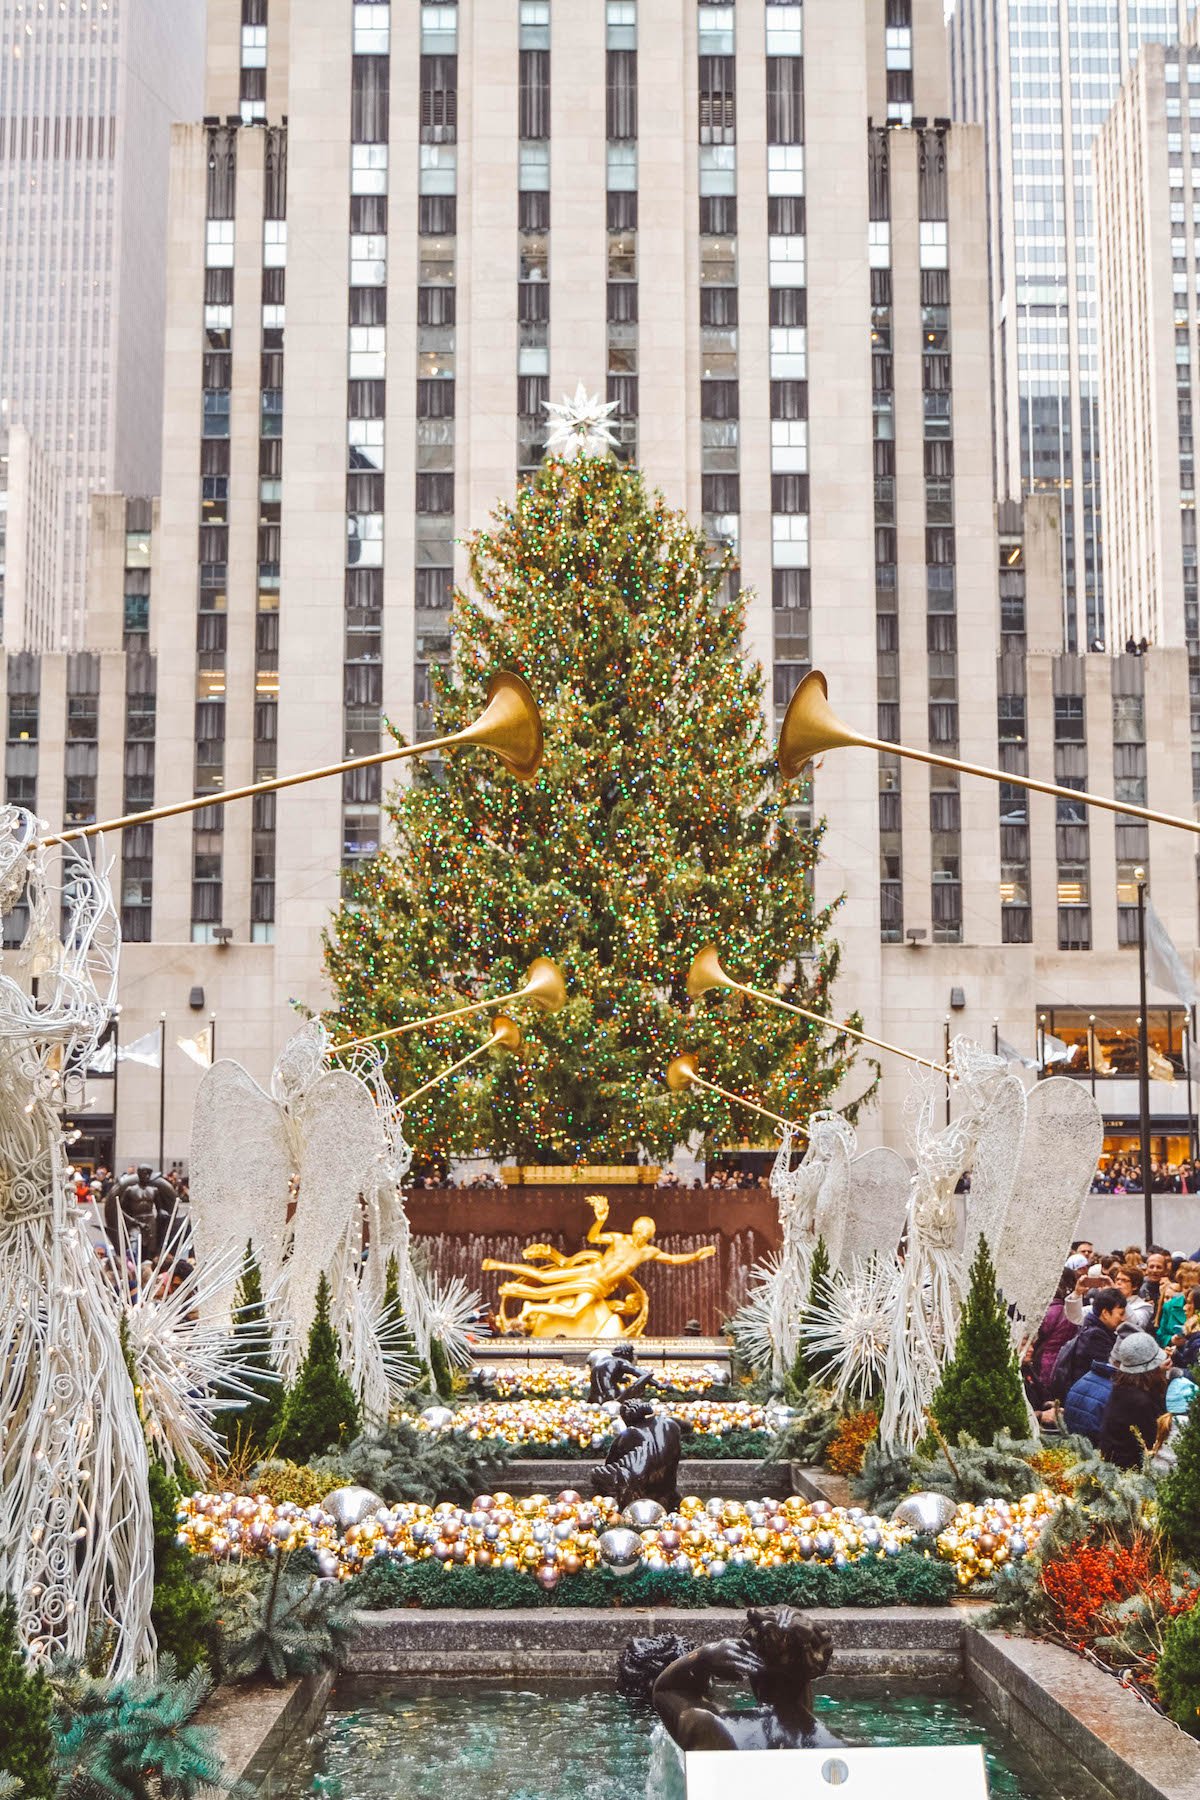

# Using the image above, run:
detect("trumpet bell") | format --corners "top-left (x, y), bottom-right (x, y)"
top-left (778, 669), bottom-right (861, 782)
top-left (489, 1013), bottom-right (522, 1052)
top-left (666, 1052), bottom-right (701, 1093)
top-left (523, 956), bottom-right (567, 1014)
top-left (686, 943), bottom-right (735, 1002)
top-left (455, 671), bottom-right (544, 781)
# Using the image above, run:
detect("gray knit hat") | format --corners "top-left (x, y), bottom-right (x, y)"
top-left (1113, 1331), bottom-right (1167, 1373)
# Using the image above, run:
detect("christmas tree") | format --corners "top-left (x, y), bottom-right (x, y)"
top-left (926, 1238), bottom-right (1028, 1448)
top-left (324, 452), bottom-right (871, 1160)
top-left (147, 1461), bottom-right (214, 1676)
top-left (274, 1274), bottom-right (361, 1463)
top-left (213, 1244), bottom-right (281, 1456)
top-left (1157, 1386), bottom-right (1200, 1565)
top-left (0, 1597), bottom-right (54, 1800)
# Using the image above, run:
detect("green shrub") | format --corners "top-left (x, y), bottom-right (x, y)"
top-left (274, 1273), bottom-right (360, 1462)
top-left (792, 1239), bottom-right (832, 1389)
top-left (52, 1656), bottom-right (236, 1800)
top-left (1157, 1388), bottom-right (1200, 1567)
top-left (317, 1418), bottom-right (512, 1507)
top-left (0, 1597), bottom-right (54, 1800)
top-left (926, 1238), bottom-right (1028, 1448)
top-left (147, 1461), bottom-right (213, 1675)
top-left (202, 1553), bottom-right (357, 1688)
top-left (212, 1245), bottom-right (283, 1456)
top-left (1155, 1603), bottom-right (1200, 1736)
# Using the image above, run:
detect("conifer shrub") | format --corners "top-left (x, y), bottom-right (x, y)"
top-left (147, 1461), bottom-right (213, 1675)
top-left (926, 1237), bottom-right (1028, 1448)
top-left (0, 1596), bottom-right (54, 1800)
top-left (212, 1245), bottom-right (282, 1455)
top-left (1157, 1602), bottom-right (1200, 1737)
top-left (1157, 1386), bottom-right (1200, 1566)
top-left (273, 1273), bottom-right (360, 1462)
top-left (791, 1239), bottom-right (831, 1389)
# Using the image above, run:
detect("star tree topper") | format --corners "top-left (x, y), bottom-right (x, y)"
top-left (542, 380), bottom-right (619, 461)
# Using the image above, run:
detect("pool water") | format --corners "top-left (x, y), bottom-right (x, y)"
top-left (299, 1680), bottom-right (1095, 1800)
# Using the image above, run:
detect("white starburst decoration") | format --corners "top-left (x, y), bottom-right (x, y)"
top-left (418, 1272), bottom-right (481, 1370)
top-left (542, 380), bottom-right (619, 461)
top-left (801, 1255), bottom-right (901, 1407)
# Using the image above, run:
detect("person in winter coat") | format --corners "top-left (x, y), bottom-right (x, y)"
top-left (1049, 1288), bottom-right (1127, 1400)
top-left (1063, 1357), bottom-right (1117, 1444)
top-left (1099, 1332), bottom-right (1170, 1469)
top-left (1112, 1264), bottom-right (1154, 1332)
top-left (1156, 1264), bottom-right (1200, 1346)
top-left (1031, 1259), bottom-right (1088, 1391)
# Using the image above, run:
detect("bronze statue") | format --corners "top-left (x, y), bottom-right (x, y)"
top-left (646, 1607), bottom-right (845, 1752)
top-left (587, 1342), bottom-right (653, 1403)
top-left (591, 1395), bottom-right (684, 1511)
top-left (104, 1165), bottom-right (177, 1261)
top-left (483, 1194), bottom-right (716, 1338)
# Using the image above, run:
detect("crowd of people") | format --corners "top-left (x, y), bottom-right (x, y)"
top-left (411, 1163), bottom-right (771, 1191)
top-left (1026, 1239), bottom-right (1200, 1468)
top-left (1090, 1158), bottom-right (1200, 1195)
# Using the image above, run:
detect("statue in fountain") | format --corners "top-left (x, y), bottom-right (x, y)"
top-left (483, 1194), bottom-right (716, 1338)
top-left (587, 1341), bottom-right (653, 1403)
top-left (625, 1607), bottom-right (845, 1751)
top-left (590, 1393), bottom-right (685, 1510)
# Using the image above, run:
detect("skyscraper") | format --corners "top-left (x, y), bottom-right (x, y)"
top-left (948, 0), bottom-right (1193, 653)
top-left (0, 0), bottom-right (206, 647)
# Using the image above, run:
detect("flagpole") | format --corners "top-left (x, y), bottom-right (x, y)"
top-left (1137, 875), bottom-right (1154, 1248)
top-left (110, 1007), bottom-right (120, 1173)
top-left (1189, 1006), bottom-right (1197, 1168)
top-left (157, 1012), bottom-right (166, 1175)
top-left (209, 1012), bottom-right (217, 1064)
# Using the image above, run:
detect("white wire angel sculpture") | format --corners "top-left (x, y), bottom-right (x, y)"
top-left (0, 808), bottom-right (153, 1673)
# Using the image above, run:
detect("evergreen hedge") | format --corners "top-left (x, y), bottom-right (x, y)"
top-left (349, 1549), bottom-right (955, 1612)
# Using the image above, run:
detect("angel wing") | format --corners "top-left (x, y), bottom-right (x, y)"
top-left (962, 1068), bottom-right (1028, 1266)
top-left (812, 1127), bottom-right (854, 1270)
top-left (189, 1059), bottom-right (292, 1324)
top-left (840, 1146), bottom-right (911, 1269)
top-left (287, 1067), bottom-right (383, 1355)
top-left (994, 1076), bottom-right (1103, 1343)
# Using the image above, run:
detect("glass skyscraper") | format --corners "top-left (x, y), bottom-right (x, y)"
top-left (949, 0), bottom-right (1192, 652)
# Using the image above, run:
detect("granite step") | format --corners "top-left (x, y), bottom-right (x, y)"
top-left (498, 1458), bottom-right (790, 1499)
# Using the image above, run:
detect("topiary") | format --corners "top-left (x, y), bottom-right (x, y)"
top-left (0, 1597), bottom-right (54, 1800)
top-left (381, 1253), bottom-right (428, 1396)
top-left (273, 1273), bottom-right (360, 1462)
top-left (1153, 1601), bottom-right (1200, 1736)
top-left (926, 1237), bottom-right (1028, 1448)
top-left (212, 1245), bottom-right (283, 1456)
top-left (1157, 1387), bottom-right (1200, 1566)
top-left (791, 1239), bottom-right (831, 1389)
top-left (428, 1336), bottom-right (455, 1403)
top-left (147, 1461), bottom-right (213, 1675)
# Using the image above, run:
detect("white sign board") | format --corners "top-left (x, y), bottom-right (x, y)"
top-left (685, 1744), bottom-right (989, 1799)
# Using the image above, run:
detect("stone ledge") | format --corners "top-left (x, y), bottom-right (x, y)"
top-left (964, 1626), bottom-right (1200, 1800)
top-left (790, 1465), bottom-right (852, 1507)
top-left (501, 1458), bottom-right (789, 1496)
top-left (346, 1604), bottom-right (969, 1678)
top-left (195, 1668), bottom-right (333, 1795)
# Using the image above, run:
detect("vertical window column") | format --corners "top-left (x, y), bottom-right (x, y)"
top-left (997, 514), bottom-right (1031, 944)
top-left (1113, 658), bottom-right (1149, 947)
top-left (919, 128), bottom-right (959, 946)
top-left (121, 643), bottom-right (156, 943)
top-left (240, 0), bottom-right (268, 124)
top-left (1052, 661), bottom-right (1091, 951)
top-left (413, 4), bottom-right (457, 759)
top-left (606, 2), bottom-right (637, 462)
top-left (3, 656), bottom-right (37, 948)
top-left (699, 2), bottom-right (739, 590)
top-left (867, 126), bottom-right (898, 942)
top-left (193, 125), bottom-right (236, 942)
top-left (767, 2), bottom-right (806, 718)
top-left (884, 0), bottom-right (913, 127)
top-left (251, 124), bottom-right (286, 942)
top-left (518, 2), bottom-right (550, 476)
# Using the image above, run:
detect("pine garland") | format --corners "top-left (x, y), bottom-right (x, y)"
top-left (322, 455), bottom-right (871, 1160)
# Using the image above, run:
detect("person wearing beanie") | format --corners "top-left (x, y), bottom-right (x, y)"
top-left (1098, 1331), bottom-right (1169, 1469)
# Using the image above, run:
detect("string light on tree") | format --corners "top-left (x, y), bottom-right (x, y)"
top-left (323, 451), bottom-right (874, 1160)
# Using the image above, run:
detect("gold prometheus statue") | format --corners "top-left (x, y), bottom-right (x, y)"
top-left (483, 1194), bottom-right (717, 1339)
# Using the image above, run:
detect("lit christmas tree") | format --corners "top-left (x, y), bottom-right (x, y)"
top-left (324, 448), bottom-right (873, 1160)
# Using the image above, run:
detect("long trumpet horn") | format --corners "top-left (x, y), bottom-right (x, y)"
top-left (665, 1052), bottom-right (802, 1133)
top-left (398, 1014), bottom-right (522, 1109)
top-left (687, 942), bottom-right (949, 1074)
top-left (41, 670), bottom-right (543, 846)
top-left (329, 954), bottom-right (566, 1053)
top-left (780, 668), bottom-right (1200, 838)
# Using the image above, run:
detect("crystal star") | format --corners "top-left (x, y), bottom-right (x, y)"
top-left (542, 380), bottom-right (620, 461)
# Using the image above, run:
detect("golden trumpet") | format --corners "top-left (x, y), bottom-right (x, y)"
top-left (687, 941), bottom-right (950, 1075)
top-left (330, 955), bottom-right (566, 1053)
top-left (665, 1051), bottom-right (801, 1132)
top-left (780, 668), bottom-right (1200, 837)
top-left (41, 670), bottom-right (544, 846)
top-left (398, 1014), bottom-right (522, 1109)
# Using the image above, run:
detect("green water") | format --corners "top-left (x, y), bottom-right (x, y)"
top-left (299, 1680), bottom-right (1093, 1800)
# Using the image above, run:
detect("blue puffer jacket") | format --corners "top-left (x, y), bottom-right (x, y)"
top-left (1063, 1360), bottom-right (1116, 1444)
